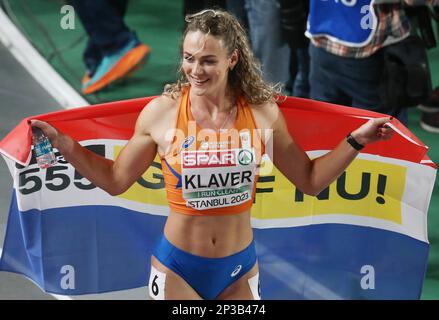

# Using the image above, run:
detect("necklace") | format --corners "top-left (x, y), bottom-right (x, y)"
top-left (191, 99), bottom-right (237, 131)
top-left (215, 104), bottom-right (237, 131)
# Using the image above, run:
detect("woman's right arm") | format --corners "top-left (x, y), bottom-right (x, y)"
top-left (31, 100), bottom-right (161, 196)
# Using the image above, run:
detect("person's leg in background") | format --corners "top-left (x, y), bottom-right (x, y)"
top-left (309, 44), bottom-right (351, 106)
top-left (419, 9), bottom-right (439, 133)
top-left (226, 0), bottom-right (249, 32)
top-left (419, 87), bottom-right (439, 133)
top-left (108, 0), bottom-right (129, 16)
top-left (69, 0), bottom-right (149, 94)
top-left (288, 50), bottom-right (298, 96)
top-left (309, 44), bottom-right (407, 125)
top-left (244, 0), bottom-right (290, 86)
top-left (338, 49), bottom-right (408, 126)
top-left (70, 0), bottom-right (133, 77)
top-left (292, 44), bottom-right (310, 98)
top-left (278, 0), bottom-right (310, 98)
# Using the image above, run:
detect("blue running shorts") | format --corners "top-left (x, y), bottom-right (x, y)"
top-left (152, 234), bottom-right (257, 299)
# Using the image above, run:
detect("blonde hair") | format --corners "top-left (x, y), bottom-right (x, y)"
top-left (163, 9), bottom-right (281, 104)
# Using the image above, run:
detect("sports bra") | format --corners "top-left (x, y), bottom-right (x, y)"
top-left (160, 86), bottom-right (265, 216)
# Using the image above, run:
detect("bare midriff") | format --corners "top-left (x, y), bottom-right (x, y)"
top-left (163, 210), bottom-right (253, 258)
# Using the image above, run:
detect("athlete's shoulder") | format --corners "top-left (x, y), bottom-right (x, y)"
top-left (143, 94), bottom-right (180, 114)
top-left (136, 94), bottom-right (180, 133)
top-left (248, 99), bottom-right (280, 130)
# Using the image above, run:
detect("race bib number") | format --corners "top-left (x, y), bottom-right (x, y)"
top-left (181, 148), bottom-right (256, 210)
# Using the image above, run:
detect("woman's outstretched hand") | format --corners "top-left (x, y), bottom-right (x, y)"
top-left (351, 117), bottom-right (394, 146)
top-left (30, 119), bottom-right (62, 149)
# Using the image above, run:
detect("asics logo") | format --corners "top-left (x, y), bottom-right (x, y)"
top-left (231, 265), bottom-right (242, 277)
top-left (181, 136), bottom-right (195, 149)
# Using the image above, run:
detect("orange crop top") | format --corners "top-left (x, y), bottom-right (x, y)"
top-left (161, 87), bottom-right (265, 216)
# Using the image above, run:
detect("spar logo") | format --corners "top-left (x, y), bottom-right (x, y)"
top-left (182, 150), bottom-right (236, 168)
top-left (238, 149), bottom-right (253, 166)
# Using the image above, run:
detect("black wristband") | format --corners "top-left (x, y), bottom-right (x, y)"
top-left (346, 133), bottom-right (364, 151)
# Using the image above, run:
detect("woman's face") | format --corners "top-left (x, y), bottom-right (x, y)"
top-left (182, 30), bottom-right (237, 96)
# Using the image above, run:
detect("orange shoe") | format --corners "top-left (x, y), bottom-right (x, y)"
top-left (82, 73), bottom-right (90, 85)
top-left (82, 40), bottom-right (150, 94)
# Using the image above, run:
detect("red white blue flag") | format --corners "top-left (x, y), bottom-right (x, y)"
top-left (0, 96), bottom-right (435, 299)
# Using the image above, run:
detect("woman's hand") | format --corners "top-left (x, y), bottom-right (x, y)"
top-left (351, 117), bottom-right (394, 146)
top-left (30, 119), bottom-right (62, 149)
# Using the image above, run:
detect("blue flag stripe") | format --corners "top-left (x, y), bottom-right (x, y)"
top-left (0, 190), bottom-right (429, 298)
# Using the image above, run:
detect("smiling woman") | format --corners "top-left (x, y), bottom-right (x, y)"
top-left (164, 9), bottom-right (280, 105)
top-left (31, 8), bottom-right (394, 300)
top-left (182, 29), bottom-right (238, 96)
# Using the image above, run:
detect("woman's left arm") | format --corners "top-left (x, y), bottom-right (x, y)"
top-left (270, 105), bottom-right (393, 196)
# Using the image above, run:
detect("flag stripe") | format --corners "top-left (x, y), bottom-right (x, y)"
top-left (0, 96), bottom-right (435, 298)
